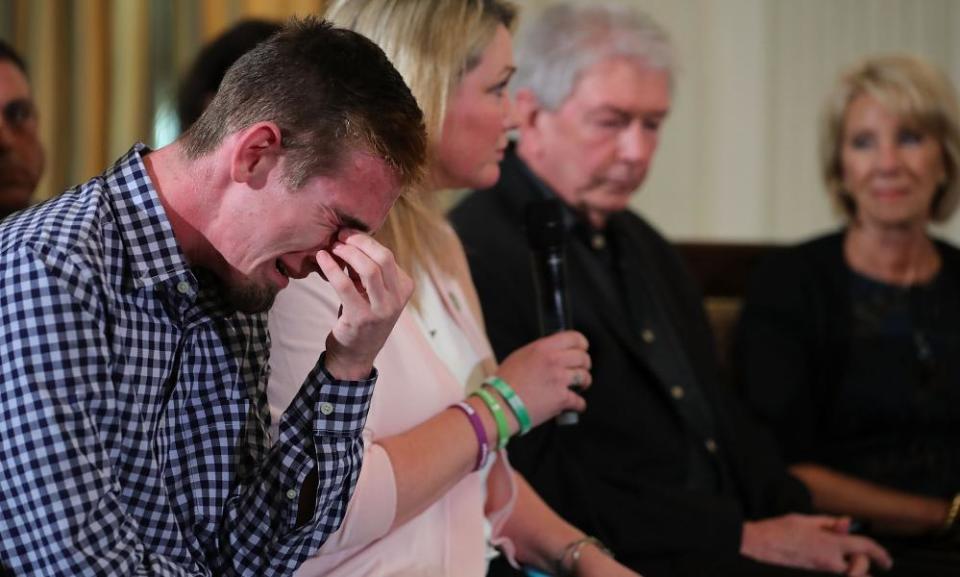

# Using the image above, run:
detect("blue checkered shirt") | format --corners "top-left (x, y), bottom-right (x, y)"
top-left (0, 145), bottom-right (376, 576)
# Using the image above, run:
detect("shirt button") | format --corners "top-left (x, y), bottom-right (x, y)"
top-left (286, 488), bottom-right (297, 500)
top-left (705, 438), bottom-right (718, 453)
top-left (319, 402), bottom-right (334, 416)
top-left (670, 386), bottom-right (685, 400)
top-left (176, 281), bottom-right (191, 294)
top-left (641, 329), bottom-right (656, 343)
top-left (591, 234), bottom-right (606, 250)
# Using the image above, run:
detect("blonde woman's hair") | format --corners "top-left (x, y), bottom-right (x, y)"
top-left (821, 54), bottom-right (960, 222)
top-left (326, 0), bottom-right (516, 295)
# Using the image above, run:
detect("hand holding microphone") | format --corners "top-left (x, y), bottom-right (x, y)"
top-left (493, 331), bottom-right (592, 429)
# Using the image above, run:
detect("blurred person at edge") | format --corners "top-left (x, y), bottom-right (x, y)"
top-left (0, 39), bottom-right (44, 219)
top-left (734, 54), bottom-right (960, 575)
top-left (451, 2), bottom-right (893, 576)
top-left (267, 1), bottom-right (639, 576)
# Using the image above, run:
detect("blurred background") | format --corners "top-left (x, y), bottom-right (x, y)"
top-left (2, 0), bottom-right (960, 243)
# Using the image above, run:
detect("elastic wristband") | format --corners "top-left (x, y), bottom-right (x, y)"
top-left (472, 387), bottom-right (511, 450)
top-left (485, 376), bottom-right (532, 435)
top-left (451, 402), bottom-right (489, 472)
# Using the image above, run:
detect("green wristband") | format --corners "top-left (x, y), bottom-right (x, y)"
top-left (472, 387), bottom-right (511, 450)
top-left (485, 376), bottom-right (532, 435)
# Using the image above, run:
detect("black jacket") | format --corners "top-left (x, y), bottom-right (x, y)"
top-left (734, 232), bottom-right (960, 499)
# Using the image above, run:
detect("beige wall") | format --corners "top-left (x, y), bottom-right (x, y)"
top-left (518, 0), bottom-right (960, 244)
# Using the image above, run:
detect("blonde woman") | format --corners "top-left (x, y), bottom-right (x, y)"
top-left (267, 1), bottom-right (640, 576)
top-left (735, 55), bottom-right (960, 571)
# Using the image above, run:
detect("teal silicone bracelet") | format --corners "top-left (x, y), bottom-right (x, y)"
top-left (485, 376), bottom-right (532, 435)
top-left (472, 387), bottom-right (511, 450)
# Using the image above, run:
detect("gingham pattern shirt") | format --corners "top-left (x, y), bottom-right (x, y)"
top-left (0, 144), bottom-right (375, 576)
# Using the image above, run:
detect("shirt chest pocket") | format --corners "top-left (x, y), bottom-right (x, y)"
top-left (166, 398), bottom-right (252, 534)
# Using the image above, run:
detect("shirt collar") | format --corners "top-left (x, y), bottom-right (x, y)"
top-left (103, 143), bottom-right (194, 291)
top-left (512, 146), bottom-right (579, 234)
top-left (512, 144), bottom-right (610, 247)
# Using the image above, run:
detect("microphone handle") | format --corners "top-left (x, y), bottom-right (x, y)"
top-left (556, 410), bottom-right (579, 426)
top-left (532, 249), bottom-right (579, 426)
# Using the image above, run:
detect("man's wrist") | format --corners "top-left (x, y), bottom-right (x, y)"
top-left (323, 352), bottom-right (373, 381)
top-left (739, 521), bottom-right (760, 557)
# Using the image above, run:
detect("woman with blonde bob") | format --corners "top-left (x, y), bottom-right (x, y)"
top-left (267, 1), bottom-right (640, 575)
top-left (735, 54), bottom-right (960, 568)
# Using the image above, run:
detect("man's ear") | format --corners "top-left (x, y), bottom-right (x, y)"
top-left (230, 122), bottom-right (283, 189)
top-left (513, 88), bottom-right (549, 158)
top-left (513, 88), bottom-right (542, 132)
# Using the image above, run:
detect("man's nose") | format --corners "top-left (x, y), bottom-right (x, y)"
top-left (287, 252), bottom-right (322, 279)
top-left (618, 121), bottom-right (648, 163)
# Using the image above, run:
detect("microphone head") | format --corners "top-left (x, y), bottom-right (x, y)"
top-left (524, 199), bottom-right (566, 251)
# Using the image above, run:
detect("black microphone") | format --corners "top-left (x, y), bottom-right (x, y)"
top-left (525, 199), bottom-right (578, 426)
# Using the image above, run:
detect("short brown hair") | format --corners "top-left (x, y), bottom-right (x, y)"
top-left (176, 19), bottom-right (282, 131)
top-left (181, 16), bottom-right (426, 190)
top-left (821, 54), bottom-right (960, 222)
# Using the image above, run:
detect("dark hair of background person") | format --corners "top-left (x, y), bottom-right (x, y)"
top-left (176, 19), bottom-right (281, 131)
top-left (0, 39), bottom-right (27, 75)
top-left (180, 16), bottom-right (427, 190)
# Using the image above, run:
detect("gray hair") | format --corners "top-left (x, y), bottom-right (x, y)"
top-left (513, 1), bottom-right (674, 110)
